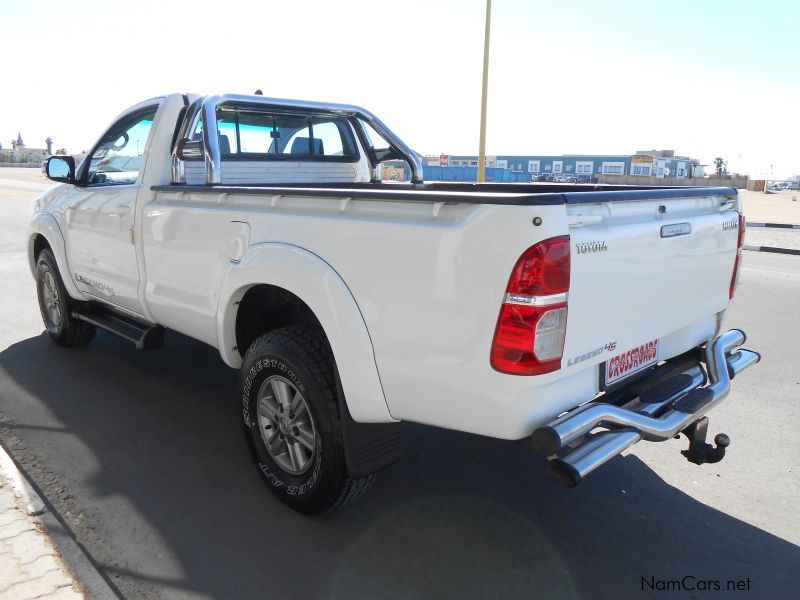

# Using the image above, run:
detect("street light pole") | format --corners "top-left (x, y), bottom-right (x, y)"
top-left (477, 0), bottom-right (492, 183)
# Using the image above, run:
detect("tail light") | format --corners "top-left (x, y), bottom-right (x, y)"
top-left (729, 213), bottom-right (745, 299)
top-left (490, 236), bottom-right (570, 375)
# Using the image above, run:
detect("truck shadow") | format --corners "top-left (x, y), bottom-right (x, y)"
top-left (0, 331), bottom-right (797, 599)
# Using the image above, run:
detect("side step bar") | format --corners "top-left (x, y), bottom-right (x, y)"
top-left (72, 305), bottom-right (165, 350)
top-left (533, 329), bottom-right (760, 486)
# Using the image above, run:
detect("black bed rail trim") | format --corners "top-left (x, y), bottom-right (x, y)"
top-left (562, 186), bottom-right (737, 204)
top-left (151, 183), bottom-right (737, 207)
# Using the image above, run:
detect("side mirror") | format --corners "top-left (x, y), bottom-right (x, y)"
top-left (45, 155), bottom-right (76, 184)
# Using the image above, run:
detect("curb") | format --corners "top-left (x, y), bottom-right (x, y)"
top-left (0, 444), bottom-right (46, 516)
top-left (744, 244), bottom-right (800, 256)
top-left (747, 222), bottom-right (800, 229)
top-left (0, 441), bottom-right (120, 599)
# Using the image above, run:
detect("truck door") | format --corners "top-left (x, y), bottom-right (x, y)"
top-left (65, 104), bottom-right (158, 316)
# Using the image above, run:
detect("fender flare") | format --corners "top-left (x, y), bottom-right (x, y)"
top-left (216, 242), bottom-right (395, 424)
top-left (28, 212), bottom-right (83, 300)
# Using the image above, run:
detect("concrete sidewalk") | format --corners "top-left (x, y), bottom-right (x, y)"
top-left (744, 227), bottom-right (800, 254)
top-left (0, 449), bottom-right (83, 599)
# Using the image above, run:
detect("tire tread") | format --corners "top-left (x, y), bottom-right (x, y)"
top-left (37, 249), bottom-right (96, 347)
top-left (242, 325), bottom-right (374, 512)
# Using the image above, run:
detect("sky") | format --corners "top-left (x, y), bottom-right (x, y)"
top-left (1, 0), bottom-right (798, 178)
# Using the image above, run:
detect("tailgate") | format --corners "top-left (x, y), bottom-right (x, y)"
top-left (561, 191), bottom-right (740, 381)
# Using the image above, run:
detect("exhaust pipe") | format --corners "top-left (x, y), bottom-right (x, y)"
top-left (548, 430), bottom-right (642, 487)
top-left (537, 329), bottom-right (760, 485)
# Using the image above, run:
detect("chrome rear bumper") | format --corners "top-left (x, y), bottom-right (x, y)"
top-left (533, 329), bottom-right (760, 486)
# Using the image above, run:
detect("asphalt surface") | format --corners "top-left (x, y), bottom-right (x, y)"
top-left (1, 171), bottom-right (799, 599)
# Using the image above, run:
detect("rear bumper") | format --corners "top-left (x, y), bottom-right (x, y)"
top-left (532, 329), bottom-right (760, 486)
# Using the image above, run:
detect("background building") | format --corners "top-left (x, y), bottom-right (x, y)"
top-left (0, 133), bottom-right (51, 164)
top-left (442, 150), bottom-right (702, 181)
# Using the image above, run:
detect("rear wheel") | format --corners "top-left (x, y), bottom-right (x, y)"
top-left (239, 326), bottom-right (374, 514)
top-left (36, 249), bottom-right (95, 347)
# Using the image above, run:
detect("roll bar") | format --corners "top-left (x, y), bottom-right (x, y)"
top-left (170, 93), bottom-right (424, 185)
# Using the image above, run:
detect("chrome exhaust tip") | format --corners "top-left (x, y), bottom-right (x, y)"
top-left (547, 459), bottom-right (582, 487)
top-left (532, 426), bottom-right (560, 457)
top-left (547, 430), bottom-right (642, 486)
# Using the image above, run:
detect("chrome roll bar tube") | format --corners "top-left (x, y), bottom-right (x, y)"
top-left (170, 93), bottom-right (424, 185)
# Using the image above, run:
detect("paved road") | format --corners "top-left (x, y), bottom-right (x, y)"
top-left (1, 173), bottom-right (799, 599)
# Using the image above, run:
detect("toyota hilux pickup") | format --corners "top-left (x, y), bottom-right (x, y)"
top-left (29, 92), bottom-right (759, 514)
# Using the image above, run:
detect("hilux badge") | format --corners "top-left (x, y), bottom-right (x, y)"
top-left (722, 218), bottom-right (739, 231)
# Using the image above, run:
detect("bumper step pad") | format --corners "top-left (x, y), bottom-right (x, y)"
top-left (640, 373), bottom-right (694, 404)
top-left (673, 387), bottom-right (714, 414)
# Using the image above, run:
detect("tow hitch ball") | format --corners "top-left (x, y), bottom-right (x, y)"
top-left (680, 417), bottom-right (730, 465)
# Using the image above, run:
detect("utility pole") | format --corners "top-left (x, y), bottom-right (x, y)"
top-left (477, 0), bottom-right (492, 183)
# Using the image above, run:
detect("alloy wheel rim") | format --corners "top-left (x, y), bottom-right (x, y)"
top-left (41, 270), bottom-right (61, 328)
top-left (256, 375), bottom-right (317, 475)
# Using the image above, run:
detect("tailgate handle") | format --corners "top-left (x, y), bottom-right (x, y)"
top-left (660, 222), bottom-right (692, 238)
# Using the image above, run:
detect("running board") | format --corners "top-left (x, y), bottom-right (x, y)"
top-left (71, 305), bottom-right (165, 350)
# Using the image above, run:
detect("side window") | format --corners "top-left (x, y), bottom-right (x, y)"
top-left (86, 106), bottom-right (158, 185)
top-left (217, 112), bottom-right (239, 154)
top-left (358, 120), bottom-right (390, 151)
top-left (311, 118), bottom-right (355, 157)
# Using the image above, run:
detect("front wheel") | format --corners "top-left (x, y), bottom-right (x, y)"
top-left (35, 249), bottom-right (95, 347)
top-left (239, 327), bottom-right (373, 514)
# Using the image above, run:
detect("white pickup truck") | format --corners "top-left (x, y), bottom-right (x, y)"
top-left (30, 92), bottom-right (759, 514)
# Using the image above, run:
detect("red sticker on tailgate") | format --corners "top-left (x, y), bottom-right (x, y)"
top-left (605, 340), bottom-right (659, 386)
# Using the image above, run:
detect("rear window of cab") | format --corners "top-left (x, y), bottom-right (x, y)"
top-left (212, 108), bottom-right (359, 162)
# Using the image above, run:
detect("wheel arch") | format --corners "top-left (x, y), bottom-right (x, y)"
top-left (217, 242), bottom-right (394, 423)
top-left (28, 213), bottom-right (83, 300)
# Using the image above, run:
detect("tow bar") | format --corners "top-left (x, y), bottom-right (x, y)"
top-left (681, 417), bottom-right (730, 465)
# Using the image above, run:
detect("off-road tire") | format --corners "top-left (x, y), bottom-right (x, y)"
top-left (239, 326), bottom-right (374, 514)
top-left (35, 249), bottom-right (96, 347)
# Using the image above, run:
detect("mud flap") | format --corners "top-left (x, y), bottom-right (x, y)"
top-left (334, 370), bottom-right (404, 478)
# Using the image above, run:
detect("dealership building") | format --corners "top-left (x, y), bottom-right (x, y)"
top-left (434, 150), bottom-right (702, 180)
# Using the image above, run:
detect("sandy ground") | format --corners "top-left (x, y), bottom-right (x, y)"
top-left (740, 189), bottom-right (800, 225)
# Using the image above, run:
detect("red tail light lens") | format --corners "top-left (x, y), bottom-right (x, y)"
top-left (491, 236), bottom-right (570, 375)
top-left (729, 213), bottom-right (745, 299)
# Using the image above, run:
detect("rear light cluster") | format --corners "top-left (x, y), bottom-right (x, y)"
top-left (729, 213), bottom-right (746, 299)
top-left (490, 236), bottom-right (570, 375)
